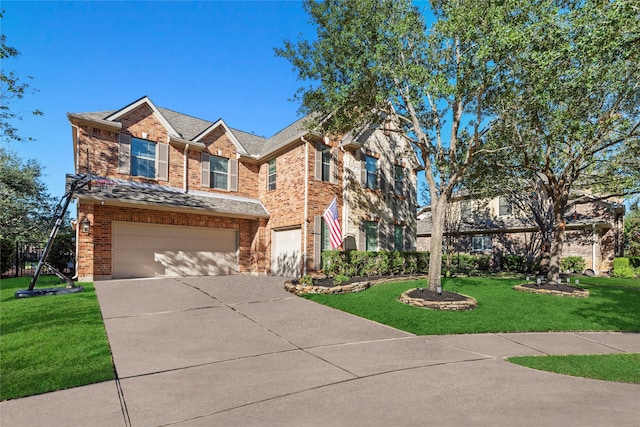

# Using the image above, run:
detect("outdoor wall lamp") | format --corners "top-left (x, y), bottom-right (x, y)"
top-left (81, 218), bottom-right (91, 233)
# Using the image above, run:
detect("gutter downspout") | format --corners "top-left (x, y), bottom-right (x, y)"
top-left (301, 136), bottom-right (310, 277)
top-left (183, 144), bottom-right (190, 193)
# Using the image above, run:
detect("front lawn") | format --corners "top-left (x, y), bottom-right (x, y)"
top-left (0, 276), bottom-right (114, 401)
top-left (508, 353), bottom-right (640, 384)
top-left (304, 276), bottom-right (640, 335)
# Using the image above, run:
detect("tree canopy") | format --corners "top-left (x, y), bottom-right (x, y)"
top-left (279, 0), bottom-right (640, 286)
top-left (277, 0), bottom-right (509, 290)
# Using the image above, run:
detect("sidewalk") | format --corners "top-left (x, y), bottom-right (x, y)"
top-left (2, 276), bottom-right (639, 426)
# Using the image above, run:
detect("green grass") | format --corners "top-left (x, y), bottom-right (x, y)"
top-left (508, 353), bottom-right (640, 383)
top-left (0, 276), bottom-right (114, 401)
top-left (305, 276), bottom-right (640, 335)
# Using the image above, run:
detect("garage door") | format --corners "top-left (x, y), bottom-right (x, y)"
top-left (271, 228), bottom-right (301, 277)
top-left (112, 222), bottom-right (238, 279)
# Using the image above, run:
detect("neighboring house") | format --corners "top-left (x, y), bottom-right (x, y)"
top-left (416, 194), bottom-right (625, 275)
top-left (68, 96), bottom-right (419, 281)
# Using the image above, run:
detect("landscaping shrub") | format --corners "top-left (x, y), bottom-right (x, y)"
top-left (561, 256), bottom-right (586, 274)
top-left (477, 255), bottom-right (492, 271)
top-left (319, 250), bottom-right (430, 277)
top-left (333, 274), bottom-right (351, 285)
top-left (613, 258), bottom-right (639, 278)
top-left (322, 250), bottom-right (347, 276)
top-left (503, 254), bottom-right (526, 272)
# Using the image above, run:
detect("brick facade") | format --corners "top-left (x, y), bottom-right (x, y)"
top-left (69, 97), bottom-right (418, 280)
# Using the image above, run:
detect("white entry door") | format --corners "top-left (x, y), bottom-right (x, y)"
top-left (271, 228), bottom-right (301, 277)
top-left (112, 222), bottom-right (238, 279)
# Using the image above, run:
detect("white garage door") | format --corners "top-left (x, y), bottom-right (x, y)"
top-left (271, 228), bottom-right (301, 277)
top-left (112, 222), bottom-right (238, 279)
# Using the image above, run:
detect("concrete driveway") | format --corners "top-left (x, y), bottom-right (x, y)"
top-left (2, 275), bottom-right (639, 426)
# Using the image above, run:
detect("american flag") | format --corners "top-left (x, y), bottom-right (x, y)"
top-left (323, 197), bottom-right (343, 249)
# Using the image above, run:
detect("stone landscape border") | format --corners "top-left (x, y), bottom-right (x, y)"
top-left (284, 275), bottom-right (428, 296)
top-left (513, 284), bottom-right (590, 298)
top-left (399, 289), bottom-right (478, 311)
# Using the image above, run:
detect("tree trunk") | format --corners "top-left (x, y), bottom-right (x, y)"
top-left (428, 196), bottom-right (447, 291)
top-left (547, 202), bottom-right (566, 285)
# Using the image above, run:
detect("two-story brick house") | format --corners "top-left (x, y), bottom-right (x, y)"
top-left (416, 194), bottom-right (625, 274)
top-left (68, 96), bottom-right (418, 281)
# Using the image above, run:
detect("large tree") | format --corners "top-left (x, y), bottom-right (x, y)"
top-left (0, 146), bottom-right (53, 241)
top-left (483, 0), bottom-right (640, 284)
top-left (277, 0), bottom-right (511, 291)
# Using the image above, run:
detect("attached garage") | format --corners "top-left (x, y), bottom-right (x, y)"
top-left (271, 227), bottom-right (301, 277)
top-left (112, 222), bottom-right (238, 279)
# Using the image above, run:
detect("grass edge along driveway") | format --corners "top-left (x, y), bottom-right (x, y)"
top-left (1, 276), bottom-right (114, 401)
top-left (304, 276), bottom-right (640, 335)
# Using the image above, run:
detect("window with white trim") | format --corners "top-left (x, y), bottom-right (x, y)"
top-left (366, 156), bottom-right (377, 190)
top-left (472, 236), bottom-right (492, 251)
top-left (118, 134), bottom-right (168, 181)
top-left (498, 196), bottom-right (512, 216)
top-left (131, 137), bottom-right (156, 178)
top-left (394, 225), bottom-right (403, 251)
top-left (321, 147), bottom-right (331, 181)
top-left (394, 164), bottom-right (404, 195)
top-left (365, 221), bottom-right (378, 251)
top-left (268, 159), bottom-right (276, 191)
top-left (210, 156), bottom-right (229, 190)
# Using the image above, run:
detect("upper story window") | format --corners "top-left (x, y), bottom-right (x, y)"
top-left (394, 164), bottom-right (404, 195)
top-left (200, 152), bottom-right (238, 192)
top-left (366, 156), bottom-right (378, 190)
top-left (131, 138), bottom-right (156, 178)
top-left (210, 156), bottom-right (229, 190)
top-left (321, 147), bottom-right (331, 181)
top-left (461, 199), bottom-right (473, 218)
top-left (118, 133), bottom-right (168, 181)
top-left (268, 159), bottom-right (277, 191)
top-left (498, 196), bottom-right (512, 216)
top-left (315, 143), bottom-right (337, 183)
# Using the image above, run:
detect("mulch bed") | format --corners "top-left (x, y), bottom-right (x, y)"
top-left (294, 275), bottom-right (419, 288)
top-left (519, 282), bottom-right (585, 294)
top-left (406, 288), bottom-right (469, 302)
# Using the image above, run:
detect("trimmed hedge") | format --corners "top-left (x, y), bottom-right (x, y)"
top-left (561, 256), bottom-right (586, 274)
top-left (322, 250), bottom-right (429, 277)
top-left (613, 257), bottom-right (640, 278)
top-left (321, 250), bottom-right (496, 278)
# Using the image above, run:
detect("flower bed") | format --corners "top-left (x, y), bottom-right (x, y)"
top-left (513, 283), bottom-right (589, 298)
top-left (284, 275), bottom-right (427, 296)
top-left (399, 288), bottom-right (477, 311)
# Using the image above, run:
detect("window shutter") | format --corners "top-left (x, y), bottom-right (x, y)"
top-left (201, 153), bottom-right (210, 188)
top-left (229, 159), bottom-right (238, 192)
top-left (330, 148), bottom-right (338, 184)
top-left (379, 163), bottom-right (387, 192)
top-left (360, 150), bottom-right (367, 186)
top-left (315, 143), bottom-right (322, 181)
top-left (157, 143), bottom-right (169, 181)
top-left (118, 133), bottom-right (131, 174)
top-left (314, 216), bottom-right (322, 270)
top-left (358, 220), bottom-right (366, 251)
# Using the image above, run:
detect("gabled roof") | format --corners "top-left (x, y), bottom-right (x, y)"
top-left (68, 96), bottom-right (314, 160)
top-left (105, 96), bottom-right (181, 138)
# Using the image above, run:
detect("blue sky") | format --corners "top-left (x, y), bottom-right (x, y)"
top-left (2, 1), bottom-right (319, 199)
